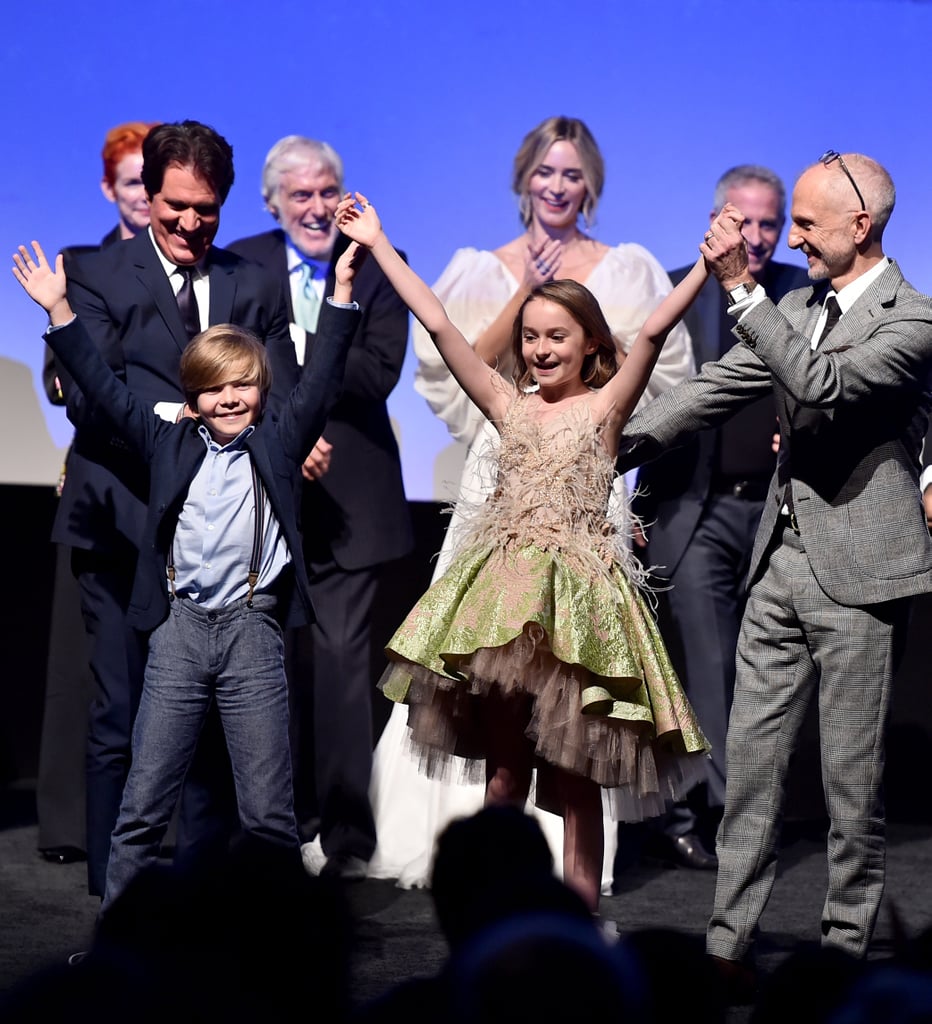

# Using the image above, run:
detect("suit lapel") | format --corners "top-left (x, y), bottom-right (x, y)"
top-left (207, 253), bottom-right (237, 327)
top-left (244, 431), bottom-right (288, 534)
top-left (130, 233), bottom-right (191, 354)
top-left (825, 260), bottom-right (902, 347)
top-left (782, 289), bottom-right (826, 424)
top-left (265, 231), bottom-right (295, 322)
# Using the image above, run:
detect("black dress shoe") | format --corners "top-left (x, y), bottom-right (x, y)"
top-left (39, 846), bottom-right (87, 865)
top-left (320, 853), bottom-right (368, 882)
top-left (669, 833), bottom-right (718, 871)
top-left (708, 954), bottom-right (759, 1005)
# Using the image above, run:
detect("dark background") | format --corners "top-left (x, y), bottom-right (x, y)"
top-left (4, 484), bottom-right (931, 826)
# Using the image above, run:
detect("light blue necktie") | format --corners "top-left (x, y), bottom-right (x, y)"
top-left (294, 261), bottom-right (322, 333)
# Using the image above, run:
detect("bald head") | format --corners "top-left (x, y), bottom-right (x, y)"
top-left (788, 153), bottom-right (891, 289)
top-left (802, 154), bottom-right (895, 242)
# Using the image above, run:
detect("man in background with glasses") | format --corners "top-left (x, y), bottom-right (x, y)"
top-left (618, 153), bottom-right (932, 1002)
top-left (628, 165), bottom-right (808, 874)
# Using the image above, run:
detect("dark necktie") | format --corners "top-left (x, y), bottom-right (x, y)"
top-left (176, 267), bottom-right (200, 339)
top-left (785, 294), bottom-right (843, 521)
top-left (818, 294), bottom-right (842, 344)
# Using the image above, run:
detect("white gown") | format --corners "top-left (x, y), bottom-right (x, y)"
top-left (366, 245), bottom-right (695, 889)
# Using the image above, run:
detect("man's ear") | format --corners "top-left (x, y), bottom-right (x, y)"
top-left (267, 202), bottom-right (281, 223)
top-left (853, 210), bottom-right (873, 247)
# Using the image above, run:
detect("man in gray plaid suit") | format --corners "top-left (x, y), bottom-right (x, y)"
top-left (618, 152), bottom-right (932, 1002)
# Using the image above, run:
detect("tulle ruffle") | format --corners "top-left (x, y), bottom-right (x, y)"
top-left (378, 392), bottom-right (709, 822)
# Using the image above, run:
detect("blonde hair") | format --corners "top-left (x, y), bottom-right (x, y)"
top-left (179, 324), bottom-right (271, 408)
top-left (512, 116), bottom-right (605, 228)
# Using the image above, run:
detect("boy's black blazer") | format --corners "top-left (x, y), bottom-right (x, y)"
top-left (45, 300), bottom-right (360, 632)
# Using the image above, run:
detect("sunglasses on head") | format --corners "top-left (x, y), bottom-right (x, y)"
top-left (820, 150), bottom-right (866, 211)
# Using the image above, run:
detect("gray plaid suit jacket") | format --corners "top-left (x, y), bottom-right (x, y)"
top-left (619, 259), bottom-right (932, 607)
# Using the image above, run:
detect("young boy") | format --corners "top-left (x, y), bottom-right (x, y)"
top-left (13, 239), bottom-right (362, 913)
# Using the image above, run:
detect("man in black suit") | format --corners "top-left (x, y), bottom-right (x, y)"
top-left (54, 120), bottom-right (296, 897)
top-left (631, 165), bottom-right (809, 869)
top-left (230, 135), bottom-right (413, 880)
top-left (38, 120), bottom-right (159, 867)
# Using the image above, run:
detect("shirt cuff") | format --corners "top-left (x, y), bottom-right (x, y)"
top-left (920, 464), bottom-right (932, 494)
top-left (46, 315), bottom-right (77, 332)
top-left (726, 283), bottom-right (766, 319)
top-left (326, 297), bottom-right (359, 310)
top-left (154, 401), bottom-right (184, 424)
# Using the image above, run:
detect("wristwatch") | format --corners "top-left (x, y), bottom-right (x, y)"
top-left (727, 280), bottom-right (756, 304)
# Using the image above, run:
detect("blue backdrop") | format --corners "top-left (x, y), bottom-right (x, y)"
top-left (3, 0), bottom-right (930, 497)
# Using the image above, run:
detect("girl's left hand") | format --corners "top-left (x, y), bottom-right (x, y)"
top-left (335, 191), bottom-right (382, 248)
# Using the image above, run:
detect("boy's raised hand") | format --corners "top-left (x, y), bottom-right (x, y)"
top-left (335, 191), bottom-right (383, 249)
top-left (335, 239), bottom-right (368, 288)
top-left (12, 242), bottom-right (72, 322)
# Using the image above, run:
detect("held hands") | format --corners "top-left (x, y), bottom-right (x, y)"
top-left (335, 191), bottom-right (383, 249)
top-left (699, 202), bottom-right (751, 287)
top-left (12, 241), bottom-right (73, 324)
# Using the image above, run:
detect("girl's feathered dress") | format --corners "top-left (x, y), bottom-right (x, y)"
top-left (380, 388), bottom-right (709, 821)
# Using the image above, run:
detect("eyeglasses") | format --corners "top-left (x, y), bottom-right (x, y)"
top-left (820, 150), bottom-right (866, 212)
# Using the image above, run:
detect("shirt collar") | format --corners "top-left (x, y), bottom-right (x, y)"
top-left (286, 239), bottom-right (330, 278)
top-left (197, 422), bottom-right (256, 451)
top-left (831, 257), bottom-right (890, 314)
top-left (148, 226), bottom-right (206, 281)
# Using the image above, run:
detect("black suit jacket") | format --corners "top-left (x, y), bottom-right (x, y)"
top-left (634, 260), bottom-right (809, 575)
top-left (228, 228), bottom-right (413, 571)
top-left (52, 229), bottom-right (297, 555)
top-left (45, 301), bottom-right (360, 631)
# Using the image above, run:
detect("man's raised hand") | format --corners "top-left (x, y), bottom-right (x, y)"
top-left (12, 241), bottom-right (70, 319)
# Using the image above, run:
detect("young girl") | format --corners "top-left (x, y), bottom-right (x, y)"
top-left (337, 192), bottom-right (726, 912)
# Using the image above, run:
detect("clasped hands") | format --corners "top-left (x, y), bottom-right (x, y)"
top-left (699, 202), bottom-right (751, 288)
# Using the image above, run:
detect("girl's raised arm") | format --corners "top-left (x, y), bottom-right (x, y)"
top-left (595, 254), bottom-right (709, 447)
top-left (594, 203), bottom-right (748, 444)
top-left (335, 193), bottom-right (510, 424)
